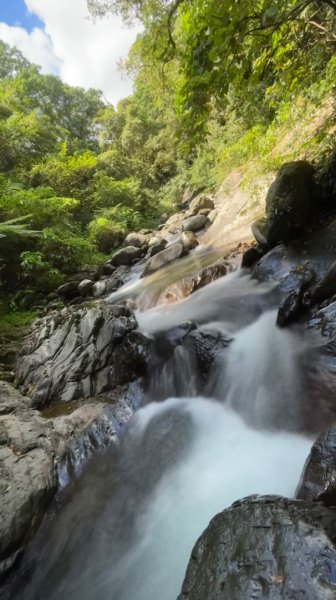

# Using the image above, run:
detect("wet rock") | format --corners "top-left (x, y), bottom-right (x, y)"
top-left (253, 217), bottom-right (336, 285)
top-left (251, 218), bottom-right (268, 248)
top-left (141, 242), bottom-right (186, 277)
top-left (78, 279), bottom-right (93, 297)
top-left (15, 302), bottom-right (143, 406)
top-left (188, 262), bottom-right (228, 294)
top-left (198, 208), bottom-right (211, 217)
top-left (309, 261), bottom-right (336, 304)
top-left (265, 160), bottom-right (315, 247)
top-left (124, 232), bottom-right (149, 248)
top-left (241, 246), bottom-right (264, 268)
top-left (310, 300), bottom-right (336, 338)
top-left (184, 328), bottom-right (231, 380)
top-left (148, 323), bottom-right (230, 399)
top-left (93, 266), bottom-right (129, 298)
top-left (182, 215), bottom-right (210, 233)
top-left (189, 195), bottom-right (214, 215)
top-left (0, 382), bottom-right (56, 576)
top-left (178, 495), bottom-right (336, 600)
top-left (180, 231), bottom-right (199, 251)
top-left (111, 246), bottom-right (143, 267)
top-left (57, 281), bottom-right (78, 300)
top-left (276, 265), bottom-right (315, 327)
top-left (296, 427), bottom-right (336, 504)
top-left (102, 263), bottom-right (116, 276)
top-left (0, 380), bottom-right (138, 578)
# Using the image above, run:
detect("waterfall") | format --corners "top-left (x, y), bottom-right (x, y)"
top-left (7, 270), bottom-right (315, 600)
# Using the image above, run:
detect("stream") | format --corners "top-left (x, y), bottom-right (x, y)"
top-left (8, 262), bottom-right (319, 600)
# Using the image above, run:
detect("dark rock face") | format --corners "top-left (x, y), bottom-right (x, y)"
top-left (141, 242), bottom-right (186, 277)
top-left (148, 323), bottom-right (230, 400)
top-left (111, 246), bottom-right (143, 267)
top-left (188, 262), bottom-right (228, 294)
top-left (253, 217), bottom-right (336, 285)
top-left (241, 246), bottom-right (264, 268)
top-left (57, 281), bottom-right (78, 300)
top-left (15, 302), bottom-right (146, 407)
top-left (276, 265), bottom-right (315, 327)
top-left (182, 215), bottom-right (210, 233)
top-left (309, 261), bottom-right (336, 304)
top-left (178, 495), bottom-right (336, 600)
top-left (296, 427), bottom-right (336, 504)
top-left (265, 161), bottom-right (315, 247)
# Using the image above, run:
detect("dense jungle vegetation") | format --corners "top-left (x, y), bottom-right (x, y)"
top-left (0, 0), bottom-right (335, 332)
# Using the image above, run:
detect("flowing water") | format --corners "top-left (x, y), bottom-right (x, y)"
top-left (7, 261), bottom-right (322, 600)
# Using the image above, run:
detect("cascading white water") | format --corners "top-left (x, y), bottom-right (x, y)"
top-left (210, 309), bottom-right (308, 430)
top-left (9, 270), bottom-right (317, 600)
top-left (136, 270), bottom-right (279, 334)
top-left (104, 398), bottom-right (312, 600)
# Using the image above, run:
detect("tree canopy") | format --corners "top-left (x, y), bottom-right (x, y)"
top-left (88, 0), bottom-right (336, 143)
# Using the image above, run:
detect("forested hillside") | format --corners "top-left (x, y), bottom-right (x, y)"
top-left (0, 0), bottom-right (335, 333)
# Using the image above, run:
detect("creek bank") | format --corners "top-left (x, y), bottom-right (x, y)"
top-left (2, 159), bottom-right (336, 594)
top-left (1, 299), bottom-right (150, 578)
top-left (0, 379), bottom-right (141, 577)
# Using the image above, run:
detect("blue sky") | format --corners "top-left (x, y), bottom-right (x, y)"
top-left (0, 0), bottom-right (43, 31)
top-left (0, 0), bottom-right (139, 105)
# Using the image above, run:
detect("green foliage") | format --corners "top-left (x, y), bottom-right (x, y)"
top-left (0, 215), bottom-right (39, 239)
top-left (0, 307), bottom-right (37, 342)
top-left (20, 251), bottom-right (64, 292)
top-left (89, 204), bottom-right (144, 252)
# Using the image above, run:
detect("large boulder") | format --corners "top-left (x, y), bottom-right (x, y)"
top-left (296, 427), bottom-right (336, 504)
top-left (189, 195), bottom-right (214, 215)
top-left (57, 281), bottom-right (78, 300)
top-left (124, 232), bottom-right (149, 248)
top-left (265, 161), bottom-right (315, 247)
top-left (111, 246), bottom-right (142, 267)
top-left (0, 381), bottom-right (124, 577)
top-left (146, 237), bottom-right (168, 257)
top-left (141, 242), bottom-right (186, 277)
top-left (15, 302), bottom-right (147, 406)
top-left (178, 495), bottom-right (336, 600)
top-left (182, 215), bottom-right (210, 233)
top-left (0, 403), bottom-right (56, 576)
top-left (78, 279), bottom-right (93, 297)
top-left (252, 217), bottom-right (336, 285)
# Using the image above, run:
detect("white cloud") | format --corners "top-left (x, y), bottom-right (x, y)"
top-left (0, 0), bottom-right (141, 106)
top-left (0, 21), bottom-right (60, 74)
